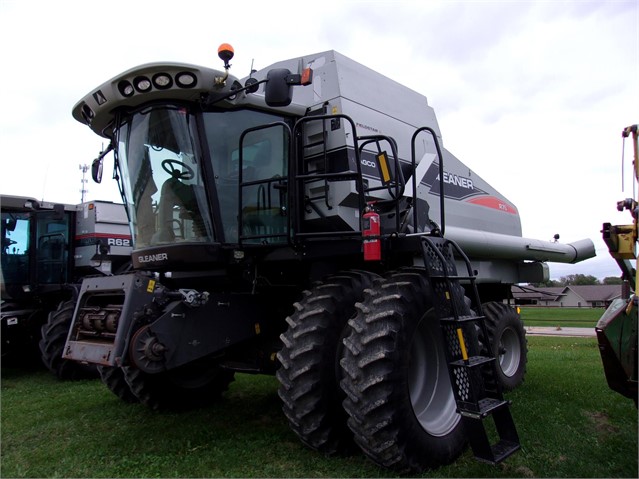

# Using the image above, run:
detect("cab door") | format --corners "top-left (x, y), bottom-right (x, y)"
top-left (237, 123), bottom-right (291, 245)
top-left (35, 209), bottom-right (71, 285)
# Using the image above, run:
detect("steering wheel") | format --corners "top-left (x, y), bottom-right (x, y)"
top-left (162, 159), bottom-right (195, 180)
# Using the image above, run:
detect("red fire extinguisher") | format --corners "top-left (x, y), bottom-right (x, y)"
top-left (363, 205), bottom-right (381, 261)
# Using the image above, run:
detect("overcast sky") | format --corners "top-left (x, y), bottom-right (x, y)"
top-left (0, 0), bottom-right (637, 280)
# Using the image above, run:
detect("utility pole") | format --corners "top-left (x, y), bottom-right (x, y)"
top-left (79, 164), bottom-right (89, 203)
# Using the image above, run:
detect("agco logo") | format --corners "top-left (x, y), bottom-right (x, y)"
top-left (361, 159), bottom-right (377, 168)
top-left (107, 238), bottom-right (131, 247)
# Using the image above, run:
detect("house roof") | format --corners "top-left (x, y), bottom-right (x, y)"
top-left (511, 285), bottom-right (564, 301)
top-left (562, 285), bottom-right (621, 302)
top-left (512, 284), bottom-right (622, 303)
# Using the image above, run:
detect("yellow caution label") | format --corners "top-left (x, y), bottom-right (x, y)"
top-left (456, 328), bottom-right (469, 361)
top-left (445, 291), bottom-right (450, 300)
top-left (147, 279), bottom-right (156, 293)
top-left (255, 323), bottom-right (261, 335)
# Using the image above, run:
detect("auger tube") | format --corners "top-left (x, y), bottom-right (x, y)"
top-left (443, 226), bottom-right (596, 264)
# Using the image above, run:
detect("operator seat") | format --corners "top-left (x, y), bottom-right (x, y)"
top-left (154, 173), bottom-right (198, 243)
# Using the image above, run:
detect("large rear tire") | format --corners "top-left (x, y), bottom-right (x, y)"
top-left (123, 358), bottom-right (235, 411)
top-left (276, 270), bottom-right (379, 454)
top-left (482, 302), bottom-right (527, 391)
top-left (340, 269), bottom-right (467, 473)
top-left (39, 300), bottom-right (98, 380)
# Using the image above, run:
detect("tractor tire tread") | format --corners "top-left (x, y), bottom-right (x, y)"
top-left (276, 270), bottom-right (379, 455)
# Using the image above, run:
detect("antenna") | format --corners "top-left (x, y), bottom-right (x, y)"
top-left (40, 163), bottom-right (50, 203)
top-left (79, 164), bottom-right (89, 203)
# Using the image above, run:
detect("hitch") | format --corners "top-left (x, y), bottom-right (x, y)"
top-left (178, 289), bottom-right (210, 307)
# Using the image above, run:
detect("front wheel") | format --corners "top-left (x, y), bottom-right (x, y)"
top-left (340, 269), bottom-right (466, 473)
top-left (276, 270), bottom-right (379, 455)
top-left (98, 366), bottom-right (139, 403)
top-left (123, 357), bottom-right (235, 411)
top-left (39, 300), bottom-right (98, 380)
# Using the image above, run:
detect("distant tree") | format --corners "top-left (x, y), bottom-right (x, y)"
top-left (560, 274), bottom-right (600, 286)
top-left (602, 276), bottom-right (623, 285)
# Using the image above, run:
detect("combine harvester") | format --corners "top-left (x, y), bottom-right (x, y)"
top-left (1, 195), bottom-right (130, 378)
top-left (61, 44), bottom-right (595, 472)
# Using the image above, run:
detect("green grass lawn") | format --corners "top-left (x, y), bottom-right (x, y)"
top-left (1, 337), bottom-right (637, 478)
top-left (520, 307), bottom-right (604, 328)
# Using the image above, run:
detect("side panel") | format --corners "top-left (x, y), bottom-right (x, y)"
top-left (421, 149), bottom-right (522, 237)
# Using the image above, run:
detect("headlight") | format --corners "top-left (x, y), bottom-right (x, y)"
top-left (152, 73), bottom-right (173, 89)
top-left (176, 72), bottom-right (197, 88)
top-left (134, 76), bottom-right (152, 92)
top-left (118, 80), bottom-right (135, 97)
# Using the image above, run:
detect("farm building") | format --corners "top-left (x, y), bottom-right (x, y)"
top-left (512, 285), bottom-right (623, 308)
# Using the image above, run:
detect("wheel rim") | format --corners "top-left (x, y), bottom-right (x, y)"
top-left (408, 314), bottom-right (460, 437)
top-left (498, 326), bottom-right (521, 377)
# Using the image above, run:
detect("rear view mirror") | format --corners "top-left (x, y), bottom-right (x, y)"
top-left (92, 158), bottom-right (103, 183)
top-left (265, 69), bottom-right (294, 107)
top-left (53, 203), bottom-right (65, 220)
top-left (91, 142), bottom-right (114, 184)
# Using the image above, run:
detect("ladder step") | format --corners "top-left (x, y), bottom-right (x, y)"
top-left (459, 397), bottom-right (509, 419)
top-left (450, 355), bottom-right (494, 369)
top-left (302, 140), bottom-right (327, 149)
top-left (461, 407), bottom-right (520, 464)
top-left (296, 172), bottom-right (358, 181)
top-left (475, 440), bottom-right (521, 465)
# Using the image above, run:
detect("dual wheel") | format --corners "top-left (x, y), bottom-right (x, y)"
top-left (277, 268), bottom-right (527, 473)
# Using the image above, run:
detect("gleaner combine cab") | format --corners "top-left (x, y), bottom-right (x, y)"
top-left (63, 44), bottom-right (595, 472)
top-left (1, 195), bottom-right (130, 378)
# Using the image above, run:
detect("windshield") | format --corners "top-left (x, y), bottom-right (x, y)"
top-left (116, 106), bottom-right (213, 248)
top-left (1, 212), bottom-right (30, 285)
